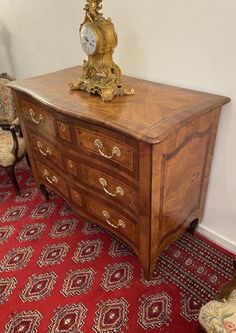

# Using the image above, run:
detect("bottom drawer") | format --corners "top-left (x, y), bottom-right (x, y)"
top-left (86, 197), bottom-right (137, 244)
top-left (36, 161), bottom-right (68, 198)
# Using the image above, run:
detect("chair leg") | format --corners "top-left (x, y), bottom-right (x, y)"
top-left (6, 165), bottom-right (20, 195)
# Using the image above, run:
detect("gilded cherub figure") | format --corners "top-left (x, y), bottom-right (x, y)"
top-left (84, 0), bottom-right (103, 21)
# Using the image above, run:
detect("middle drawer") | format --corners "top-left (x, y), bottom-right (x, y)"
top-left (80, 164), bottom-right (138, 214)
top-left (63, 151), bottom-right (138, 215)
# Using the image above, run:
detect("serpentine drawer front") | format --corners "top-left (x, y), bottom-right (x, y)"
top-left (81, 164), bottom-right (138, 214)
top-left (9, 66), bottom-right (230, 280)
top-left (75, 126), bottom-right (136, 172)
top-left (21, 100), bottom-right (56, 136)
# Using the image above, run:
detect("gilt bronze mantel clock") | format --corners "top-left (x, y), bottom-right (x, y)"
top-left (70, 0), bottom-right (134, 102)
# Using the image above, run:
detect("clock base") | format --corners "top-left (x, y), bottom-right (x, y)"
top-left (69, 78), bottom-right (134, 102)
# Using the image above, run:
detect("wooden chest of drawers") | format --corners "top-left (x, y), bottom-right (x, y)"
top-left (9, 66), bottom-right (230, 279)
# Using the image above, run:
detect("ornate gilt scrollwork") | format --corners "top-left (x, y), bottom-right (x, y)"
top-left (70, 0), bottom-right (134, 102)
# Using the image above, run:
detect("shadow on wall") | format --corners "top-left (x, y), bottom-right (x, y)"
top-left (0, 22), bottom-right (15, 76)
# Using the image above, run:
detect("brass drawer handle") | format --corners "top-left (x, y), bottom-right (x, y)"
top-left (43, 169), bottom-right (58, 184)
top-left (29, 109), bottom-right (44, 124)
top-left (99, 177), bottom-right (124, 197)
top-left (37, 141), bottom-right (52, 156)
top-left (102, 210), bottom-right (126, 229)
top-left (94, 139), bottom-right (121, 159)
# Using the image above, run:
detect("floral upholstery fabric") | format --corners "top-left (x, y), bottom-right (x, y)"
top-left (0, 129), bottom-right (25, 167)
top-left (0, 78), bottom-right (16, 124)
top-left (199, 290), bottom-right (236, 333)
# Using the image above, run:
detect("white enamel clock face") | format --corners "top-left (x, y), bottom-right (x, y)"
top-left (80, 25), bottom-right (97, 55)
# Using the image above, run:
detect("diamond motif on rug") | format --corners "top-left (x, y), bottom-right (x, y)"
top-left (3, 310), bottom-right (42, 333)
top-left (72, 239), bottom-right (103, 263)
top-left (14, 188), bottom-right (37, 203)
top-left (61, 268), bottom-right (95, 297)
top-left (20, 272), bottom-right (57, 302)
top-left (0, 247), bottom-right (33, 271)
top-left (138, 292), bottom-right (172, 329)
top-left (93, 298), bottom-right (129, 333)
top-left (1, 205), bottom-right (28, 222)
top-left (82, 221), bottom-right (104, 235)
top-left (108, 239), bottom-right (132, 257)
top-left (30, 203), bottom-right (55, 219)
top-left (101, 262), bottom-right (133, 291)
top-left (0, 277), bottom-right (18, 304)
top-left (0, 226), bottom-right (15, 244)
top-left (181, 294), bottom-right (202, 321)
top-left (37, 243), bottom-right (70, 267)
top-left (50, 218), bottom-right (79, 238)
top-left (48, 303), bottom-right (87, 333)
top-left (17, 223), bottom-right (46, 242)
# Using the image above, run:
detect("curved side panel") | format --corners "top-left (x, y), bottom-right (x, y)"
top-left (159, 128), bottom-right (212, 242)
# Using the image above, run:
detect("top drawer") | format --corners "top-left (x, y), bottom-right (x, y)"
top-left (75, 125), bottom-right (137, 173)
top-left (20, 100), bottom-right (56, 136)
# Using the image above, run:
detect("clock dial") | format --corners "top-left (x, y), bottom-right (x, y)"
top-left (80, 25), bottom-right (97, 55)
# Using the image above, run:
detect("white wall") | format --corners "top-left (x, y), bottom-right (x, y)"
top-left (0, 0), bottom-right (235, 252)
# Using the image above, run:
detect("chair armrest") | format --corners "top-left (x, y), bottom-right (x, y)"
top-left (0, 123), bottom-right (11, 130)
top-left (0, 122), bottom-right (19, 158)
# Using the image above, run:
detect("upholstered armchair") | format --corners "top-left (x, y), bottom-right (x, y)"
top-left (0, 73), bottom-right (26, 194)
top-left (198, 261), bottom-right (236, 333)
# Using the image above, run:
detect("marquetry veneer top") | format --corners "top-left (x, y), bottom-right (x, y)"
top-left (9, 66), bottom-right (230, 143)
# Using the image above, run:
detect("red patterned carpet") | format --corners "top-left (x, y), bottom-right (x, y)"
top-left (0, 160), bottom-right (235, 333)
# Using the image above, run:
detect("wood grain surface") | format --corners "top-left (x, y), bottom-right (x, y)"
top-left (8, 66), bottom-right (230, 143)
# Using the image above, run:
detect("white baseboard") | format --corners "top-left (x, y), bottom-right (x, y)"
top-left (197, 225), bottom-right (236, 255)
